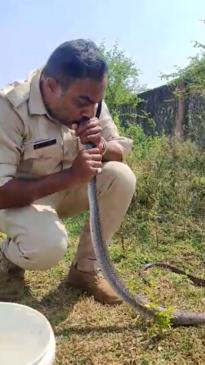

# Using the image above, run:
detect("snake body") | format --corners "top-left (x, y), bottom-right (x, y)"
top-left (87, 173), bottom-right (205, 326)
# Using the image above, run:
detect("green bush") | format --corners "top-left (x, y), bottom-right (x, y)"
top-left (119, 125), bottom-right (205, 248)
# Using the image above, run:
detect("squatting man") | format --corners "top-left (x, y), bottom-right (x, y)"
top-left (0, 39), bottom-right (136, 304)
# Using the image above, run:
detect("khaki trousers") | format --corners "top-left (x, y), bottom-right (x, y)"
top-left (0, 161), bottom-right (136, 271)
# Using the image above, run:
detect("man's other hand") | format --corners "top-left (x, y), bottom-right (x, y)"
top-left (75, 117), bottom-right (102, 146)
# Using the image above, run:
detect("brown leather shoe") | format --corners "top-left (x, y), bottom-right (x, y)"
top-left (0, 249), bottom-right (25, 300)
top-left (67, 263), bottom-right (122, 305)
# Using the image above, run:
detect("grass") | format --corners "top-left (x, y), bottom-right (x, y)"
top-left (1, 213), bottom-right (205, 365)
top-left (1, 134), bottom-right (205, 364)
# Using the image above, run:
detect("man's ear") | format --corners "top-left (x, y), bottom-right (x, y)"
top-left (44, 77), bottom-right (62, 97)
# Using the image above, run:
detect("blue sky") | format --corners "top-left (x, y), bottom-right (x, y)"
top-left (0, 0), bottom-right (205, 89)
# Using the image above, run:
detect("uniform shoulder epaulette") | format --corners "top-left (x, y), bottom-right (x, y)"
top-left (1, 81), bottom-right (30, 109)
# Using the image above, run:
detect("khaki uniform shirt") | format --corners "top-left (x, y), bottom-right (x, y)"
top-left (0, 70), bottom-right (133, 187)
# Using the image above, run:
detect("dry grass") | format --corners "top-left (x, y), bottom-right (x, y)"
top-left (1, 224), bottom-right (205, 365)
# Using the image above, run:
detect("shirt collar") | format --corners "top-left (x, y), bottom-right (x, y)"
top-left (28, 69), bottom-right (48, 116)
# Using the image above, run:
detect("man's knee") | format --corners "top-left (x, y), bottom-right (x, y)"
top-left (100, 161), bottom-right (136, 197)
top-left (18, 221), bottom-right (68, 270)
top-left (12, 221), bottom-right (68, 270)
top-left (1, 204), bottom-right (69, 270)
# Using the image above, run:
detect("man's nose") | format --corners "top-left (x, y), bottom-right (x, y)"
top-left (81, 104), bottom-right (96, 119)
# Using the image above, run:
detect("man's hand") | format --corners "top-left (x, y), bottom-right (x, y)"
top-left (70, 147), bottom-right (102, 184)
top-left (74, 117), bottom-right (102, 147)
top-left (73, 118), bottom-right (123, 162)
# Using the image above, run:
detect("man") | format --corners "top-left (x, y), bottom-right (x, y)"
top-left (0, 39), bottom-right (136, 304)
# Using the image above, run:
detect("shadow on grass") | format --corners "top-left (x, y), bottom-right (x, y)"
top-left (39, 277), bottom-right (83, 327)
top-left (30, 277), bottom-right (83, 328)
top-left (55, 323), bottom-right (141, 337)
top-left (0, 274), bottom-right (83, 329)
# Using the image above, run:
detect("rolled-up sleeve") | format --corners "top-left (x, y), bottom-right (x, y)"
top-left (0, 97), bottom-right (23, 187)
top-left (100, 101), bottom-right (133, 157)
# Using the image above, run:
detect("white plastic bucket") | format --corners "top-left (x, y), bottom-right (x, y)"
top-left (0, 302), bottom-right (56, 365)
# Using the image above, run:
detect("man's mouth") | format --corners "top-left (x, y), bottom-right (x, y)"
top-left (79, 116), bottom-right (90, 124)
top-left (71, 117), bottom-right (90, 130)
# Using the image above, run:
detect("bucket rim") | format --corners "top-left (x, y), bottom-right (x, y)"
top-left (0, 302), bottom-right (55, 365)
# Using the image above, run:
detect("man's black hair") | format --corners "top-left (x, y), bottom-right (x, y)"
top-left (42, 39), bottom-right (108, 89)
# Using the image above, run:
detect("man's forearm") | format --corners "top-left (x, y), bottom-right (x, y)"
top-left (0, 168), bottom-right (79, 209)
top-left (0, 141), bottom-right (123, 209)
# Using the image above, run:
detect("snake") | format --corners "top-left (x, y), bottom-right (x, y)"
top-left (85, 100), bottom-right (205, 326)
top-left (86, 149), bottom-right (205, 326)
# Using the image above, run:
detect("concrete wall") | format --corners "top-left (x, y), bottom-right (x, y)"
top-left (119, 81), bottom-right (205, 147)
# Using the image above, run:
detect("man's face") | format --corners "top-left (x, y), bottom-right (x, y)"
top-left (45, 76), bottom-right (107, 127)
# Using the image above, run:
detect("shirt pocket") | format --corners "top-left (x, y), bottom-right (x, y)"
top-left (23, 139), bottom-right (63, 176)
